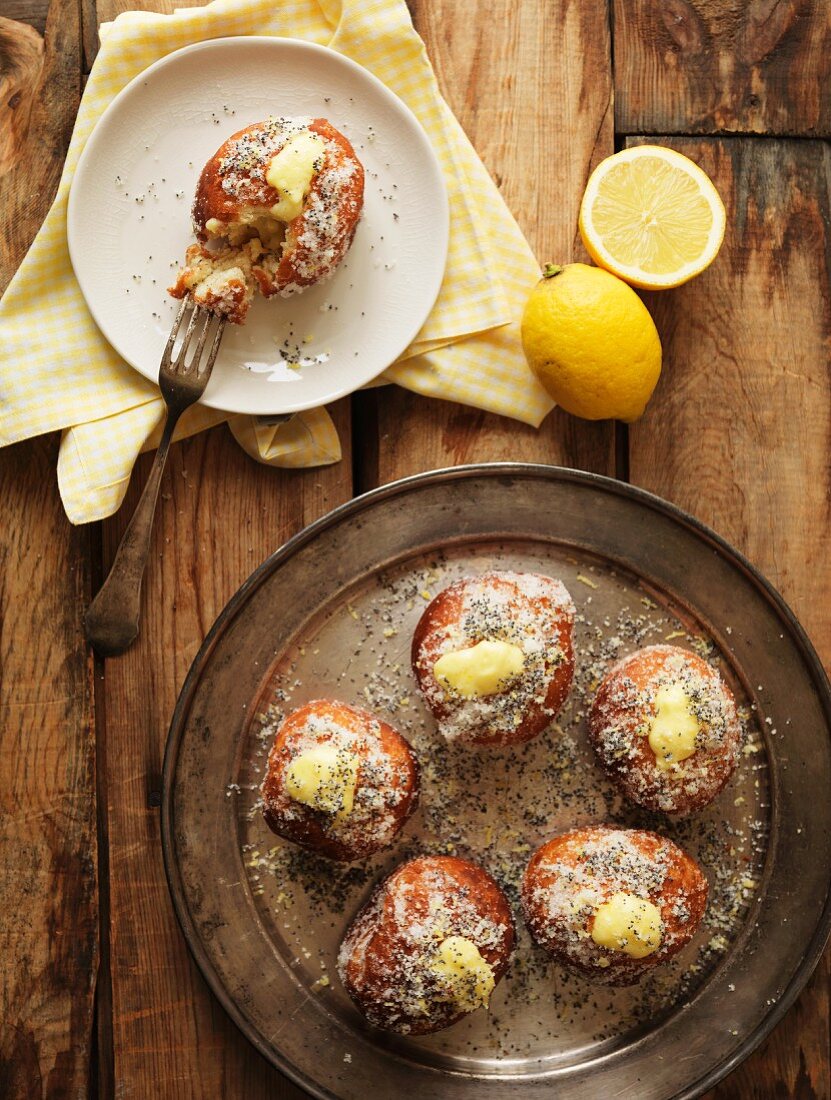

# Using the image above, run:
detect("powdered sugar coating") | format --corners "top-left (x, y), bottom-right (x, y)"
top-left (170, 116), bottom-right (364, 321)
top-left (411, 571), bottom-right (575, 746)
top-left (196, 115), bottom-right (364, 296)
top-left (338, 855), bottom-right (514, 1034)
top-left (261, 700), bottom-right (418, 861)
top-left (588, 644), bottom-right (742, 815)
top-left (521, 826), bottom-right (708, 986)
top-left (213, 115), bottom-right (313, 206)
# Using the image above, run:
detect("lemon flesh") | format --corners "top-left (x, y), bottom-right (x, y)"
top-left (521, 263), bottom-right (662, 422)
top-left (579, 146), bottom-right (726, 290)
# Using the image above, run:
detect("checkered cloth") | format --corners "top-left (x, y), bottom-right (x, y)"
top-left (0, 0), bottom-right (552, 524)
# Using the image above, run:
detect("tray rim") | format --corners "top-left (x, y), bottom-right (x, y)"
top-left (161, 462), bottom-right (831, 1100)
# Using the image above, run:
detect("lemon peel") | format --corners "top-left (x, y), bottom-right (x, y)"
top-left (521, 263), bottom-right (662, 422)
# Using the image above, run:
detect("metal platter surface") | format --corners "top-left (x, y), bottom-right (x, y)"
top-left (162, 464), bottom-right (831, 1099)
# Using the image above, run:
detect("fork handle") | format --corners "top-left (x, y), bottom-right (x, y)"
top-left (85, 408), bottom-right (181, 657)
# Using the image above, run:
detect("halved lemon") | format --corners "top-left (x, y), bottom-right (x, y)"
top-left (579, 146), bottom-right (726, 290)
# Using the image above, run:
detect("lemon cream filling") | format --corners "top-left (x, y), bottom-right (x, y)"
top-left (284, 745), bottom-right (359, 816)
top-left (591, 892), bottom-right (662, 959)
top-left (430, 936), bottom-right (495, 1011)
top-left (434, 639), bottom-right (525, 698)
top-left (647, 683), bottom-right (700, 769)
top-left (203, 131), bottom-right (325, 254)
top-left (266, 130), bottom-right (325, 222)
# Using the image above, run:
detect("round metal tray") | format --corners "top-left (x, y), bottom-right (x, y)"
top-left (162, 465), bottom-right (831, 1099)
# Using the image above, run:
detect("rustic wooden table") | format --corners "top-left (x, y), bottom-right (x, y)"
top-left (1, 0), bottom-right (830, 1096)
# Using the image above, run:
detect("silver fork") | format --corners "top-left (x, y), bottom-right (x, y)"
top-left (85, 300), bottom-right (226, 657)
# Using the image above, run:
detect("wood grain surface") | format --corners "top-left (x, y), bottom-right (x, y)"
top-left (613, 0), bottom-right (831, 136)
top-left (0, 15), bottom-right (43, 176)
top-left (629, 137), bottom-right (831, 658)
top-left (0, 437), bottom-right (97, 1099)
top-left (0, 7), bottom-right (96, 1099)
top-left (359, 0), bottom-right (616, 490)
top-left (0, 1), bottom-right (830, 1098)
top-left (628, 135), bottom-right (831, 1100)
top-left (0, 3), bottom-right (80, 288)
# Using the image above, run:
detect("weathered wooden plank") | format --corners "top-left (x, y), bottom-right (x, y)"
top-left (0, 1), bottom-right (80, 288)
top-left (614, 0), bottom-right (831, 137)
top-left (93, 0), bottom-right (201, 21)
top-left (0, 2), bottom-right (96, 1097)
top-left (355, 389), bottom-right (614, 489)
top-left (363, 0), bottom-right (616, 488)
top-left (627, 136), bottom-right (831, 1099)
top-left (0, 12), bottom-right (45, 184)
top-left (0, 436), bottom-right (97, 1100)
top-left (0, 1), bottom-right (50, 36)
top-left (80, 0), bottom-right (99, 72)
top-left (101, 418), bottom-right (351, 1098)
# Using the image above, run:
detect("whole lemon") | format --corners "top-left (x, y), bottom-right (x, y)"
top-left (521, 263), bottom-right (662, 422)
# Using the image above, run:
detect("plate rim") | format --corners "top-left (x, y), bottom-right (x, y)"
top-left (161, 463), bottom-right (831, 1100)
top-left (67, 35), bottom-right (450, 416)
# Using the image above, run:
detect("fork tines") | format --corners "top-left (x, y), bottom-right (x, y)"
top-left (164, 299), bottom-right (226, 377)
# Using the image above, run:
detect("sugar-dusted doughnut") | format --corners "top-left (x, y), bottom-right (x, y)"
top-left (170, 116), bottom-right (364, 322)
top-left (338, 855), bottom-right (515, 1034)
top-left (411, 571), bottom-right (575, 746)
top-left (261, 699), bottom-right (418, 861)
top-left (522, 825), bottom-right (707, 985)
top-left (588, 644), bottom-right (742, 814)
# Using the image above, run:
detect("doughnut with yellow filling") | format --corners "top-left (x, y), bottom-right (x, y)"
top-left (261, 699), bottom-right (418, 862)
top-left (521, 825), bottom-right (708, 985)
top-left (588, 644), bottom-right (742, 815)
top-left (411, 571), bottom-right (575, 746)
top-left (170, 116), bottom-right (364, 323)
top-left (338, 855), bottom-right (515, 1034)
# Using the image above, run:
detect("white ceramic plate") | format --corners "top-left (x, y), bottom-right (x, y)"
top-left (68, 37), bottom-right (449, 416)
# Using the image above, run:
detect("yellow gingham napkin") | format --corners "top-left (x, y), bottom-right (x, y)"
top-left (0, 0), bottom-right (553, 524)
